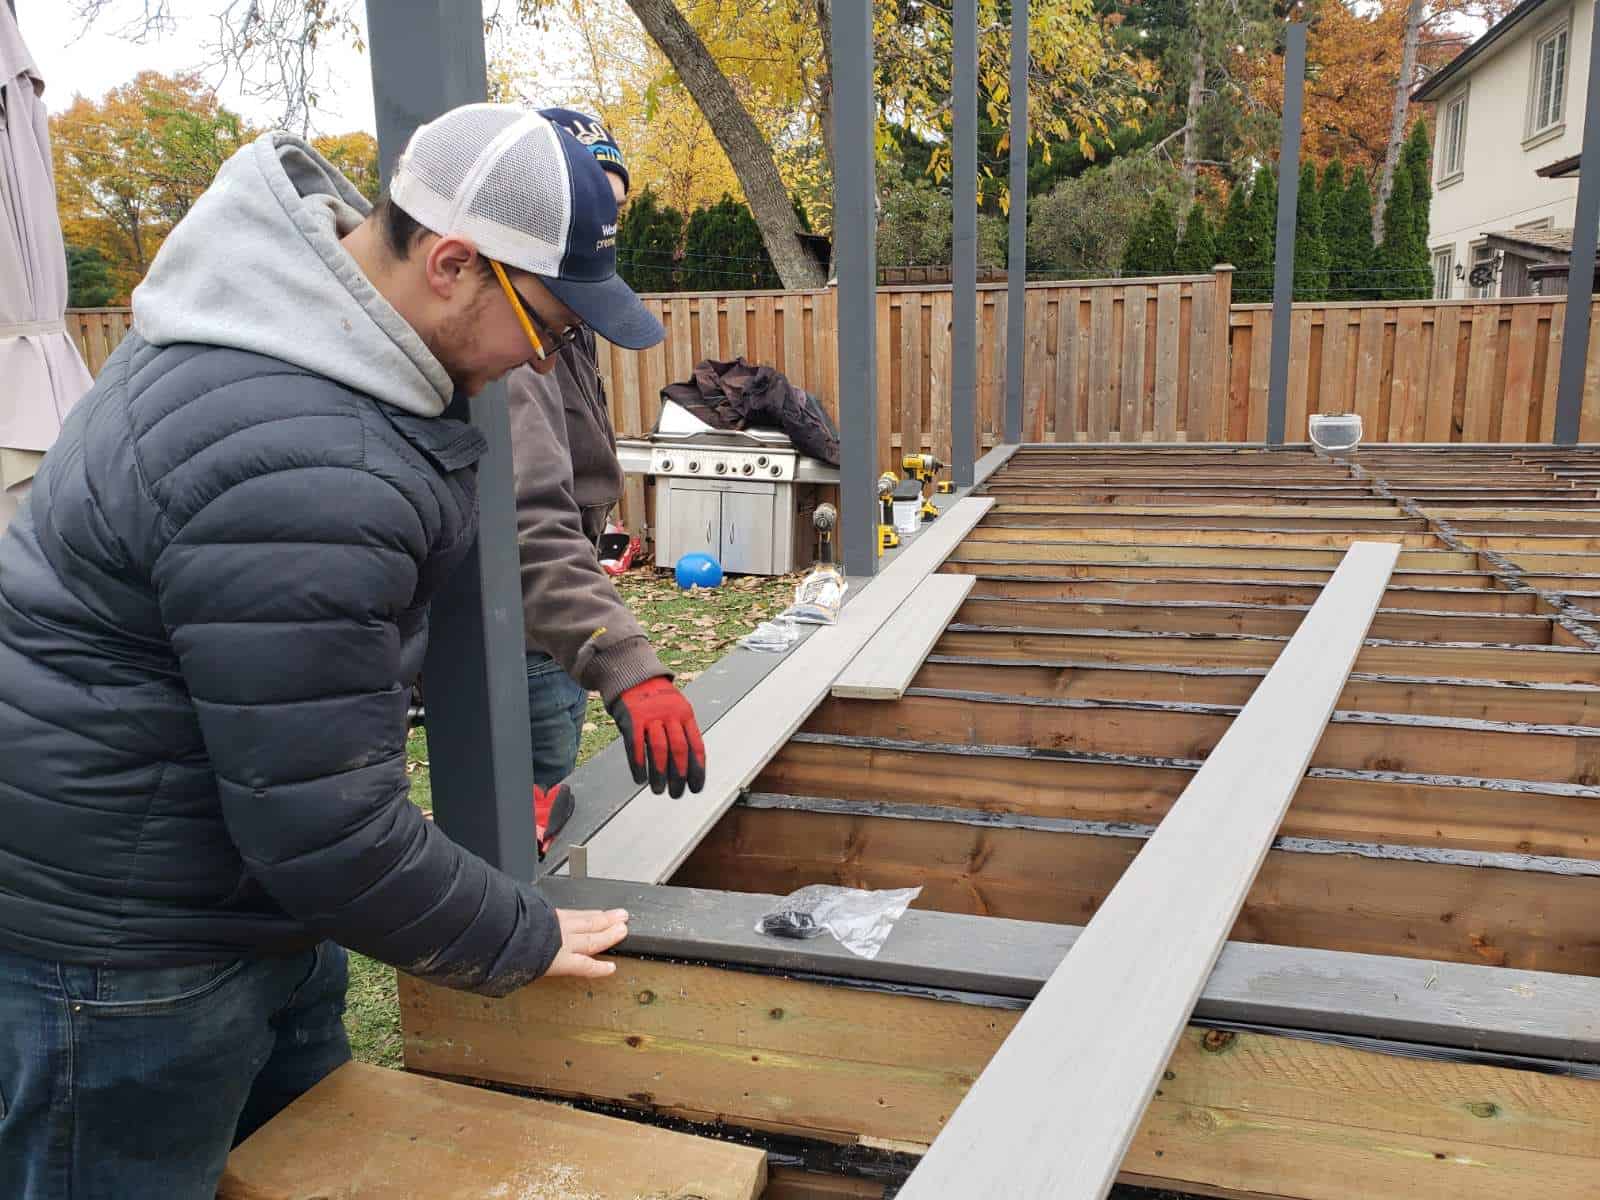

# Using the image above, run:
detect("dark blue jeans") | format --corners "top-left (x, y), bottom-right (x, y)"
top-left (527, 650), bottom-right (590, 789)
top-left (0, 940), bottom-right (350, 1198)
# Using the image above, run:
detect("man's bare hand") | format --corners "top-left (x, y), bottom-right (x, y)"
top-left (544, 907), bottom-right (629, 978)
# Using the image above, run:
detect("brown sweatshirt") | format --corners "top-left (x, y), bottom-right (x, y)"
top-left (506, 333), bottom-right (667, 704)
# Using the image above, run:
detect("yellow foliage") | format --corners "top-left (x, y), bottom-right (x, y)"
top-left (311, 131), bottom-right (382, 203)
top-left (52, 71), bottom-right (255, 302)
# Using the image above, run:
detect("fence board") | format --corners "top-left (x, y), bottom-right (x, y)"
top-left (1353, 308), bottom-right (1385, 432)
top-left (1053, 292), bottom-right (1076, 442)
top-left (902, 293), bottom-right (923, 457)
top-left (1462, 305), bottom-right (1500, 442)
top-left (1389, 308), bottom-right (1425, 441)
top-left (1088, 288), bottom-right (1114, 440)
top-left (1155, 283), bottom-right (1181, 440)
top-left (1120, 285), bottom-right (1147, 441)
top-left (1501, 306), bottom-right (1539, 443)
top-left (1425, 306), bottom-right (1461, 441)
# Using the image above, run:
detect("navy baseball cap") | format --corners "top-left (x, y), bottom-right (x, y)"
top-left (389, 104), bottom-right (662, 350)
top-left (540, 107), bottom-right (630, 196)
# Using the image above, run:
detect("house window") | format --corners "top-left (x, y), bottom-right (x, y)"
top-left (1529, 25), bottom-right (1570, 138)
top-left (1439, 92), bottom-right (1467, 182)
top-left (1433, 247), bottom-right (1455, 300)
top-left (1469, 242), bottom-right (1497, 298)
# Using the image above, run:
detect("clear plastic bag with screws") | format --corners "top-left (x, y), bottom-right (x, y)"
top-left (755, 884), bottom-right (922, 958)
top-left (739, 616), bottom-right (801, 653)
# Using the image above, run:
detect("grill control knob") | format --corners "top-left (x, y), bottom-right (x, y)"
top-left (770, 464), bottom-right (783, 477)
top-left (740, 463), bottom-right (755, 476)
top-left (659, 459), bottom-right (674, 473)
top-left (687, 460), bottom-right (700, 473)
top-left (757, 455), bottom-right (770, 467)
top-left (714, 461), bottom-right (727, 474)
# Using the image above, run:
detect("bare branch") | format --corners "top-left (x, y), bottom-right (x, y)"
top-left (70, 0), bottom-right (177, 43)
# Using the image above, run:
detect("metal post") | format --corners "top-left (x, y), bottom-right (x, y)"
top-left (1554, 6), bottom-right (1600, 443)
top-left (366, 0), bottom-right (536, 880)
top-left (1266, 22), bottom-right (1307, 447)
top-left (832, 1), bottom-right (878, 576)
top-left (1004, 0), bottom-right (1027, 446)
top-left (951, 0), bottom-right (978, 486)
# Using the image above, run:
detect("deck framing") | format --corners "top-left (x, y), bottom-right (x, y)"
top-left (409, 444), bottom-right (1600, 1200)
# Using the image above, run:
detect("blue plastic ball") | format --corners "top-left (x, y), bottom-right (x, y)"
top-left (675, 552), bottom-right (724, 590)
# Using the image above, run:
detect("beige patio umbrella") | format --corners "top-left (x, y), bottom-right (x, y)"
top-left (0, 3), bottom-right (93, 532)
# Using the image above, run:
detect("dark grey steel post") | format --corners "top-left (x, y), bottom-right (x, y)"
top-left (367, 0), bottom-right (536, 879)
top-left (832, 1), bottom-right (878, 576)
top-left (1554, 6), bottom-right (1600, 442)
top-left (951, 0), bottom-right (978, 486)
top-left (1004, 0), bottom-right (1027, 446)
top-left (1266, 23), bottom-right (1307, 447)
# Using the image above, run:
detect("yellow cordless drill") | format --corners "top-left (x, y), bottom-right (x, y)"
top-left (901, 454), bottom-right (946, 521)
top-left (875, 472), bottom-right (900, 555)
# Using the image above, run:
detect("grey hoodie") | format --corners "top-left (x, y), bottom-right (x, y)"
top-left (132, 132), bottom-right (453, 418)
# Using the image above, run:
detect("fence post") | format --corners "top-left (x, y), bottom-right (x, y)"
top-left (1209, 265), bottom-right (1235, 441)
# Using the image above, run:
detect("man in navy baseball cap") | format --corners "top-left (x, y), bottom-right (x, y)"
top-left (540, 107), bottom-right (631, 197)
top-left (388, 104), bottom-right (663, 356)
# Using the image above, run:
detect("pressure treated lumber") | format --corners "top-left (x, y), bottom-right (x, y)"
top-left (896, 541), bottom-right (1399, 1199)
top-left (756, 737), bottom-right (1600, 860)
top-left (577, 497), bottom-right (994, 883)
top-left (910, 656), bottom-right (1600, 724)
top-left (217, 1061), bottom-right (765, 1199)
top-left (832, 574), bottom-right (975, 700)
top-left (401, 957), bottom-right (1600, 1198)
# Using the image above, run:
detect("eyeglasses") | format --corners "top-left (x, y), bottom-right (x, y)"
top-left (488, 259), bottom-right (583, 361)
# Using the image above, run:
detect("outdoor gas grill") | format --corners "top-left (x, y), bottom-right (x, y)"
top-left (616, 401), bottom-right (840, 576)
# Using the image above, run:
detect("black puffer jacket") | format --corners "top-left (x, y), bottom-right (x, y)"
top-left (0, 334), bottom-right (561, 995)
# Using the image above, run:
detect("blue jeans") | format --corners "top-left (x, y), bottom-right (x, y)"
top-left (0, 940), bottom-right (350, 1198)
top-left (527, 651), bottom-right (590, 789)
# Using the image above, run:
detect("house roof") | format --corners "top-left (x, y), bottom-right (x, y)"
top-left (1485, 226), bottom-right (1576, 260)
top-left (1537, 153), bottom-right (1582, 178)
top-left (1412, 0), bottom-right (1557, 102)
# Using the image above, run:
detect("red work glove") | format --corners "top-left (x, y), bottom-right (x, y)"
top-left (606, 676), bottom-right (707, 798)
top-left (533, 782), bottom-right (575, 860)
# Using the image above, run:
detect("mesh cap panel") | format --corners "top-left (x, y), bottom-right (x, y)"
top-left (400, 106), bottom-right (523, 214)
top-left (467, 125), bottom-right (569, 253)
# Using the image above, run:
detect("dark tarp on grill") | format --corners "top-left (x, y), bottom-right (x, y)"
top-left (658, 356), bottom-right (840, 467)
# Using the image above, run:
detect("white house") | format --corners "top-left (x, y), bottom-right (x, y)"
top-left (1414, 0), bottom-right (1588, 298)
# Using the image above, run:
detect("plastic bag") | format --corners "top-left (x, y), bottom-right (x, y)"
top-left (786, 563), bottom-right (848, 625)
top-left (755, 884), bottom-right (922, 959)
top-left (740, 616), bottom-right (800, 653)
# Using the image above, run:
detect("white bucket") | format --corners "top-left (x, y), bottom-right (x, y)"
top-left (893, 499), bottom-right (921, 534)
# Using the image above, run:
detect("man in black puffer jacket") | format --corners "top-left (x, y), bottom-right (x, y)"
top-left (0, 105), bottom-right (665, 1198)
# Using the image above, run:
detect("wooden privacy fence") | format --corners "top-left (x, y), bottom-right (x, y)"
top-left (72, 280), bottom-right (1600, 454)
top-left (1228, 296), bottom-right (1600, 444)
top-left (66, 309), bottom-right (135, 378)
top-left (590, 270), bottom-right (1236, 468)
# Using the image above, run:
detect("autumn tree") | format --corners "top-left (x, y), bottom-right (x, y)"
top-left (312, 131), bottom-right (382, 203)
top-left (52, 71), bottom-right (254, 301)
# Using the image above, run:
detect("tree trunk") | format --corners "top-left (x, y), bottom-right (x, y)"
top-left (625, 0), bottom-right (827, 289)
top-left (1375, 0), bottom-right (1426, 243)
top-left (1180, 46), bottom-right (1207, 230)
